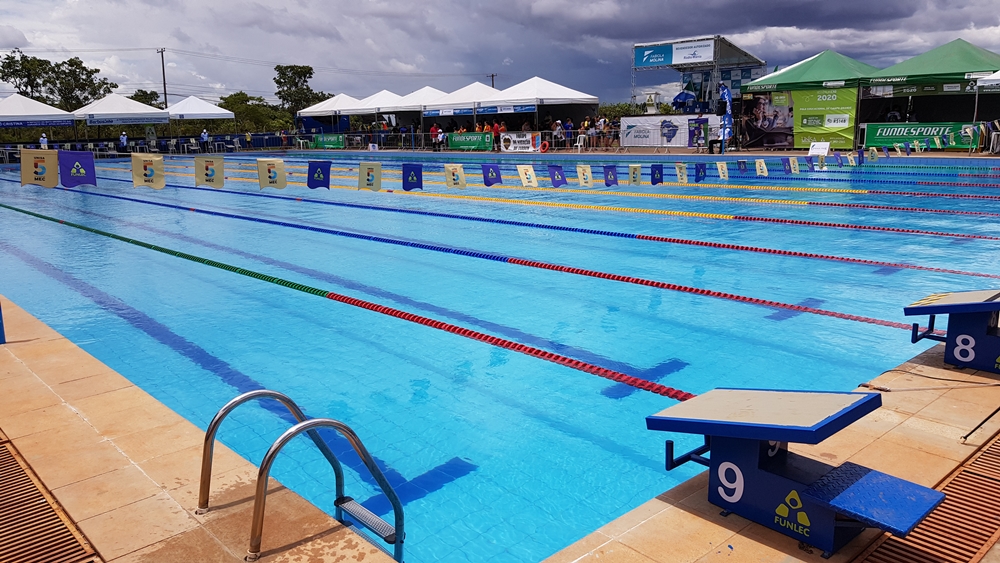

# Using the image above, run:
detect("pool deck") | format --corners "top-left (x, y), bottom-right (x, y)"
top-left (0, 293), bottom-right (393, 563)
top-left (544, 344), bottom-right (1000, 563)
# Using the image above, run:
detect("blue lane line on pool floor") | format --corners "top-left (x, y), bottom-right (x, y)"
top-left (766, 298), bottom-right (827, 321)
top-left (0, 239), bottom-right (476, 515)
top-left (601, 358), bottom-right (689, 398)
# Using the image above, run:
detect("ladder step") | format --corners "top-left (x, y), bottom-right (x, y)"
top-left (335, 497), bottom-right (397, 543)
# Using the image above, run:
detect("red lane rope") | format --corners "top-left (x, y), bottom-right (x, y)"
top-left (867, 190), bottom-right (1000, 200)
top-left (731, 215), bottom-right (1000, 240)
top-left (806, 201), bottom-right (1000, 217)
top-left (959, 174), bottom-right (1000, 178)
top-left (918, 181), bottom-right (1000, 188)
top-left (324, 292), bottom-right (697, 401)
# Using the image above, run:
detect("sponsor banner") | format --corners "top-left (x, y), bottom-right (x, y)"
top-left (358, 161), bottom-right (382, 191)
top-left (257, 158), bottom-right (286, 190)
top-left (620, 115), bottom-right (721, 147)
top-left (716, 161), bottom-right (729, 181)
top-left (58, 150), bottom-right (96, 188)
top-left (447, 132), bottom-right (491, 151)
top-left (688, 117), bottom-right (709, 148)
top-left (741, 91), bottom-right (793, 149)
top-left (671, 39), bottom-right (714, 65)
top-left (402, 163), bottom-right (423, 191)
top-left (475, 105), bottom-right (536, 115)
top-left (865, 122), bottom-right (977, 149)
top-left (634, 44), bottom-right (672, 68)
top-left (444, 164), bottom-right (466, 188)
top-left (548, 165), bottom-right (567, 187)
top-left (0, 119), bottom-right (74, 128)
top-left (423, 108), bottom-right (475, 117)
top-left (674, 163), bottom-right (688, 184)
top-left (500, 132), bottom-right (541, 152)
top-left (86, 115), bottom-right (169, 125)
top-left (792, 88), bottom-right (856, 149)
top-left (862, 82), bottom-right (985, 98)
top-left (516, 165), bottom-right (538, 187)
top-left (628, 164), bottom-right (641, 186)
top-left (576, 165), bottom-right (592, 187)
top-left (195, 156), bottom-right (224, 189)
top-left (313, 134), bottom-right (345, 149)
top-left (482, 164), bottom-right (503, 186)
top-left (307, 160), bottom-right (331, 189)
top-left (20, 149), bottom-right (58, 188)
top-left (131, 153), bottom-right (165, 190)
top-left (603, 165), bottom-right (618, 187)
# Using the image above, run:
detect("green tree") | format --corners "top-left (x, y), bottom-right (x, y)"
top-left (273, 64), bottom-right (327, 117)
top-left (218, 91), bottom-right (292, 132)
top-left (128, 89), bottom-right (162, 108)
top-left (42, 57), bottom-right (117, 111)
top-left (0, 49), bottom-right (53, 101)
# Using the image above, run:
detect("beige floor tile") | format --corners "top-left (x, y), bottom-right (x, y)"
top-left (113, 419), bottom-right (205, 463)
top-left (0, 350), bottom-right (34, 381)
top-left (6, 338), bottom-right (110, 384)
top-left (17, 434), bottom-right (129, 489)
top-left (139, 443), bottom-right (248, 492)
top-left (598, 497), bottom-right (671, 538)
top-left (52, 465), bottom-right (161, 521)
top-left (72, 386), bottom-right (164, 432)
top-left (0, 402), bottom-right (81, 440)
top-left (168, 464), bottom-right (266, 515)
top-left (847, 439), bottom-right (956, 488)
top-left (0, 373), bottom-right (61, 417)
top-left (916, 395), bottom-right (997, 430)
top-left (657, 471), bottom-right (709, 503)
top-left (574, 540), bottom-right (661, 563)
top-left (0, 299), bottom-right (64, 343)
top-left (78, 492), bottom-right (198, 561)
top-left (876, 388), bottom-right (944, 415)
top-left (262, 524), bottom-right (396, 563)
top-left (881, 415), bottom-right (978, 462)
top-left (618, 504), bottom-right (744, 563)
top-left (108, 526), bottom-right (238, 563)
top-left (81, 401), bottom-right (184, 439)
top-left (793, 427), bottom-right (879, 466)
top-left (546, 531), bottom-right (613, 563)
top-left (52, 369), bottom-right (134, 401)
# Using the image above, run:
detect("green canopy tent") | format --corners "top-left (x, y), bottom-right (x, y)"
top-left (739, 50), bottom-right (878, 149)
top-left (859, 39), bottom-right (1000, 124)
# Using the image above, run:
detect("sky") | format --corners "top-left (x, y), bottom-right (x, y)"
top-left (1, 0), bottom-right (999, 107)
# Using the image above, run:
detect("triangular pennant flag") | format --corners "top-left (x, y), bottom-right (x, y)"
top-left (307, 161), bottom-right (331, 189)
top-left (694, 162), bottom-right (706, 183)
top-left (650, 164), bottom-right (663, 185)
top-left (58, 150), bottom-right (95, 188)
top-left (576, 165), bottom-right (593, 188)
top-left (21, 149), bottom-right (59, 188)
top-left (517, 165), bottom-right (537, 188)
top-left (482, 164), bottom-right (502, 186)
top-left (359, 162), bottom-right (382, 191)
top-left (444, 164), bottom-right (466, 188)
top-left (195, 156), bottom-right (225, 189)
top-left (716, 161), bottom-right (729, 181)
top-left (401, 163), bottom-right (423, 191)
top-left (132, 153), bottom-right (165, 190)
top-left (674, 163), bottom-right (688, 184)
top-left (789, 157), bottom-right (800, 174)
top-left (603, 165), bottom-right (618, 187)
top-left (257, 158), bottom-right (286, 190)
top-left (804, 156), bottom-right (814, 171)
top-left (755, 159), bottom-right (768, 176)
top-left (781, 157), bottom-right (791, 174)
top-left (628, 164), bottom-right (642, 186)
top-left (548, 165), bottom-right (567, 188)
top-left (737, 160), bottom-right (748, 174)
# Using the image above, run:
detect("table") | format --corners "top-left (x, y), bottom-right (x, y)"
top-left (647, 388), bottom-right (944, 557)
top-left (905, 288), bottom-right (1000, 373)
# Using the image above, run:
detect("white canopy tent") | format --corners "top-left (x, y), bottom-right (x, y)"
top-left (167, 96), bottom-right (235, 120)
top-left (422, 82), bottom-right (499, 117)
top-left (74, 93), bottom-right (169, 125)
top-left (297, 93), bottom-right (361, 117)
top-left (978, 69), bottom-right (1000, 87)
top-left (0, 93), bottom-right (75, 127)
top-left (381, 86), bottom-right (447, 112)
top-left (476, 76), bottom-right (598, 108)
top-left (336, 90), bottom-right (404, 116)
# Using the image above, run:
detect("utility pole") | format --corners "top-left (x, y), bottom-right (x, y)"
top-left (487, 73), bottom-right (497, 88)
top-left (157, 48), bottom-right (168, 108)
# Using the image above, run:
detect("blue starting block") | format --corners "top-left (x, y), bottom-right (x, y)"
top-left (905, 289), bottom-right (1000, 374)
top-left (647, 389), bottom-right (945, 558)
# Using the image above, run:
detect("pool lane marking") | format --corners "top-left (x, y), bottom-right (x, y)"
top-left (0, 239), bottom-right (476, 511)
top-left (0, 202), bottom-right (696, 402)
top-left (2, 194), bottom-right (932, 336)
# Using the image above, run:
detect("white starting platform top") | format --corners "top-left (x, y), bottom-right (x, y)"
top-left (904, 289), bottom-right (1000, 316)
top-left (646, 388), bottom-right (881, 444)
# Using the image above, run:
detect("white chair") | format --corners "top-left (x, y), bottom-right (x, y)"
top-left (185, 138), bottom-right (201, 153)
top-left (574, 135), bottom-right (586, 153)
top-left (167, 139), bottom-right (177, 154)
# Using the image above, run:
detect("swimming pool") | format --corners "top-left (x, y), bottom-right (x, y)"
top-left (1, 152), bottom-right (998, 562)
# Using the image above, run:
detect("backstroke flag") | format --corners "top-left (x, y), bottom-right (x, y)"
top-left (804, 156), bottom-right (815, 171)
top-left (58, 150), bottom-right (95, 188)
top-left (737, 160), bottom-right (748, 174)
top-left (789, 157), bottom-right (800, 174)
top-left (547, 165), bottom-right (567, 187)
top-left (781, 158), bottom-right (791, 174)
top-left (257, 159), bottom-right (286, 190)
top-left (834, 152), bottom-right (844, 167)
top-left (650, 164), bottom-right (663, 185)
top-left (628, 164), bottom-right (641, 186)
top-left (307, 160), bottom-right (331, 189)
top-left (482, 164), bottom-right (502, 186)
top-left (603, 165), bottom-right (618, 187)
top-left (694, 162), bottom-right (706, 183)
top-left (716, 161), bottom-right (728, 181)
top-left (359, 161), bottom-right (382, 191)
top-left (402, 163), bottom-right (423, 191)
top-left (132, 153), bottom-right (165, 190)
top-left (444, 164), bottom-right (466, 188)
top-left (674, 163), bottom-right (687, 184)
top-left (195, 156), bottom-right (224, 189)
top-left (21, 149), bottom-right (58, 188)
top-left (516, 165), bottom-right (537, 188)
top-left (576, 165), bottom-right (592, 187)
top-left (755, 159), bottom-right (768, 176)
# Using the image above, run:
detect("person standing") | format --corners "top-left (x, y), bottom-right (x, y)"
top-left (491, 120), bottom-right (500, 151)
top-left (564, 117), bottom-right (574, 146)
top-left (120, 131), bottom-right (128, 151)
top-left (200, 129), bottom-right (209, 153)
top-left (39, 133), bottom-right (48, 149)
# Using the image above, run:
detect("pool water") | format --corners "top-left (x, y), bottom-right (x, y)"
top-left (1, 152), bottom-right (998, 562)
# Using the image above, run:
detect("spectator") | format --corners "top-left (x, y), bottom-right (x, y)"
top-left (521, 120), bottom-right (532, 132)
top-left (564, 117), bottom-right (574, 145)
top-left (491, 120), bottom-right (500, 151)
top-left (120, 131), bottom-right (128, 151)
top-left (596, 115), bottom-right (608, 149)
top-left (708, 127), bottom-right (723, 154)
top-left (200, 129), bottom-right (209, 152)
top-left (553, 120), bottom-right (565, 149)
top-left (39, 133), bottom-right (48, 149)
top-left (475, 122), bottom-right (483, 132)
top-left (245, 132), bottom-right (252, 150)
top-left (499, 121), bottom-right (507, 133)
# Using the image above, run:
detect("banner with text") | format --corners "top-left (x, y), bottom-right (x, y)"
top-left (500, 132), bottom-right (541, 152)
top-left (620, 115), bottom-right (721, 147)
top-left (256, 159), bottom-right (286, 190)
top-left (195, 156), bottom-right (224, 189)
top-left (864, 122), bottom-right (977, 149)
top-left (791, 88), bottom-right (856, 149)
top-left (131, 154), bottom-right (165, 190)
top-left (58, 150), bottom-right (96, 188)
top-left (358, 161), bottom-right (382, 191)
top-left (447, 132), bottom-right (491, 151)
top-left (20, 149), bottom-right (58, 188)
top-left (312, 134), bottom-right (345, 149)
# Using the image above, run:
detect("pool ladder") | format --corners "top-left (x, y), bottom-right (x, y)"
top-left (195, 390), bottom-right (405, 562)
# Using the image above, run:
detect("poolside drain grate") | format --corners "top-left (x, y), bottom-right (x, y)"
top-left (854, 432), bottom-right (1000, 563)
top-left (0, 442), bottom-right (102, 563)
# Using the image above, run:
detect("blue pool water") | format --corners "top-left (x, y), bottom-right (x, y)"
top-left (1, 152), bottom-right (999, 562)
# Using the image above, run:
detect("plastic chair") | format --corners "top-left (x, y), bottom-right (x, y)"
top-left (574, 135), bottom-right (586, 153)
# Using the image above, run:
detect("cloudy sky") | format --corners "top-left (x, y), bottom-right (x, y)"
top-left (1, 0), bottom-right (999, 106)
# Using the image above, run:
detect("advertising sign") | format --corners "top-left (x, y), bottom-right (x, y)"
top-left (0, 119), bottom-right (73, 128)
top-left (444, 164), bottom-right (466, 188)
top-left (791, 88), bottom-right (857, 149)
top-left (500, 132), bottom-right (541, 152)
top-left (86, 115), bottom-right (169, 125)
top-left (741, 91), bottom-right (794, 149)
top-left (671, 39), bottom-right (714, 65)
top-left (634, 44), bottom-right (673, 68)
top-left (576, 165), bottom-right (592, 187)
top-left (688, 117), bottom-right (709, 148)
top-left (620, 115), bottom-right (720, 147)
top-left (132, 153), bottom-right (165, 190)
top-left (358, 161), bottom-right (382, 191)
top-left (20, 149), bottom-right (58, 188)
top-left (256, 158), bottom-right (286, 190)
top-left (864, 122), bottom-right (977, 149)
top-left (517, 165), bottom-right (538, 187)
top-left (447, 132), bottom-right (491, 151)
top-left (58, 150), bottom-right (96, 188)
top-left (195, 156), bottom-right (224, 189)
top-left (313, 134), bottom-right (345, 149)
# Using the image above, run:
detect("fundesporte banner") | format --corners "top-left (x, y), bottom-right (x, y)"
top-left (791, 88), bottom-right (857, 149)
top-left (447, 132), bottom-right (491, 151)
top-left (313, 134), bottom-right (345, 149)
top-left (864, 122), bottom-right (977, 149)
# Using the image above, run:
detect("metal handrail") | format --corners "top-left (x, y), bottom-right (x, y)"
top-left (195, 390), bottom-right (345, 520)
top-left (246, 418), bottom-right (405, 562)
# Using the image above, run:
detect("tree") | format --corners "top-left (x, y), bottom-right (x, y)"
top-left (41, 57), bottom-right (117, 111)
top-left (219, 91), bottom-right (292, 132)
top-left (129, 89), bottom-right (162, 108)
top-left (0, 49), bottom-right (53, 101)
top-left (273, 64), bottom-right (327, 117)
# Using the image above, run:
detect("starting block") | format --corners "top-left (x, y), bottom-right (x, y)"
top-left (904, 289), bottom-right (1000, 374)
top-left (647, 389), bottom-right (944, 557)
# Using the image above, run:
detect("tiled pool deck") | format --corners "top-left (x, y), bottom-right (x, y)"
top-left (4, 291), bottom-right (1000, 562)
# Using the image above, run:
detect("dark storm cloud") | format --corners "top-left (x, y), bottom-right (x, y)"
top-left (0, 25), bottom-right (28, 49)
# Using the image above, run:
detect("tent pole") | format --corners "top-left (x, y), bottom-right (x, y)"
top-left (973, 84), bottom-right (980, 123)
